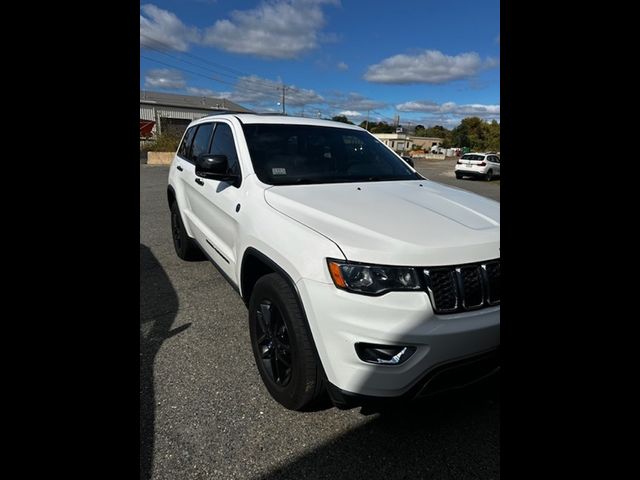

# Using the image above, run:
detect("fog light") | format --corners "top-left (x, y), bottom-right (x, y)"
top-left (355, 343), bottom-right (416, 365)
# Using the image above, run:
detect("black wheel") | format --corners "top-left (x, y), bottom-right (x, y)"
top-left (456, 172), bottom-right (463, 179)
top-left (170, 201), bottom-right (203, 261)
top-left (486, 169), bottom-right (494, 181)
top-left (249, 273), bottom-right (325, 410)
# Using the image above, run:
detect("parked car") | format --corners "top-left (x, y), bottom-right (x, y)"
top-left (401, 155), bottom-right (414, 167)
top-left (455, 152), bottom-right (501, 181)
top-left (168, 114), bottom-right (501, 410)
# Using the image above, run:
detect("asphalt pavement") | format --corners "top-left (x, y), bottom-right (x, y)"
top-left (140, 161), bottom-right (500, 480)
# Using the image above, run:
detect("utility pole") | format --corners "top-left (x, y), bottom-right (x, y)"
top-left (365, 110), bottom-right (370, 131)
top-left (281, 85), bottom-right (286, 115)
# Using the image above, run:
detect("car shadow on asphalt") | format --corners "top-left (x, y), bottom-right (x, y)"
top-left (258, 374), bottom-right (500, 479)
top-left (140, 244), bottom-right (189, 480)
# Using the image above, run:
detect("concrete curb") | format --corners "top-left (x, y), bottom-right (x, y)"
top-left (147, 152), bottom-right (174, 165)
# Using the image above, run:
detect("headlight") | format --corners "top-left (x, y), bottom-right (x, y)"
top-left (327, 259), bottom-right (421, 295)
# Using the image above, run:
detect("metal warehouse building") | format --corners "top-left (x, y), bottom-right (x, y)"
top-left (140, 90), bottom-right (253, 137)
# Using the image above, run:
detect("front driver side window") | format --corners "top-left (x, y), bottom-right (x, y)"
top-left (190, 123), bottom-right (215, 163)
top-left (210, 123), bottom-right (241, 181)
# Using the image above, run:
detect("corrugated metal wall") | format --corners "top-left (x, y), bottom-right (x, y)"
top-left (140, 105), bottom-right (214, 122)
top-left (140, 106), bottom-right (155, 121)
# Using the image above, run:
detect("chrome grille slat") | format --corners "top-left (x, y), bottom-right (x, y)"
top-left (424, 259), bottom-right (500, 314)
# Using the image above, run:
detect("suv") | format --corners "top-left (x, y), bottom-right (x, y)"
top-left (168, 114), bottom-right (500, 410)
top-left (455, 153), bottom-right (501, 181)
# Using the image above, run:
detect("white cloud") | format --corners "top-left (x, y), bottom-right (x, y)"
top-left (144, 69), bottom-right (187, 89)
top-left (413, 116), bottom-right (462, 129)
top-left (364, 50), bottom-right (496, 84)
top-left (396, 100), bottom-right (500, 117)
top-left (140, 4), bottom-right (200, 51)
top-left (223, 75), bottom-right (324, 108)
top-left (201, 0), bottom-right (339, 59)
top-left (337, 61), bottom-right (349, 70)
top-left (186, 87), bottom-right (221, 97)
top-left (328, 92), bottom-right (387, 111)
top-left (339, 110), bottom-right (362, 117)
top-left (396, 100), bottom-right (500, 127)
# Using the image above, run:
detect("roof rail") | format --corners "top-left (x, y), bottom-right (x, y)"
top-left (201, 110), bottom-right (253, 118)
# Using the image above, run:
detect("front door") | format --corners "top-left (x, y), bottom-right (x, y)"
top-left (184, 121), bottom-right (244, 284)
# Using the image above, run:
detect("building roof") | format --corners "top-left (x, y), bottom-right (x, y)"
top-left (140, 90), bottom-right (253, 113)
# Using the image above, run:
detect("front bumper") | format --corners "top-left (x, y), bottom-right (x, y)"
top-left (296, 278), bottom-right (500, 398)
top-left (327, 348), bottom-right (500, 409)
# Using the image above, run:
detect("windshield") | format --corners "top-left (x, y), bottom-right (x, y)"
top-left (241, 124), bottom-right (421, 185)
top-left (461, 154), bottom-right (485, 161)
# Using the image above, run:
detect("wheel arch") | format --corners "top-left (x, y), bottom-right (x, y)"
top-left (240, 246), bottom-right (329, 398)
top-left (167, 184), bottom-right (177, 209)
top-left (240, 247), bottom-right (299, 307)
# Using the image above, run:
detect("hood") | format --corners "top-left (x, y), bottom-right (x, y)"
top-left (264, 180), bottom-right (500, 266)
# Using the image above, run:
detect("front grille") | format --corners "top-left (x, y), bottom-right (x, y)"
top-left (424, 260), bottom-right (500, 314)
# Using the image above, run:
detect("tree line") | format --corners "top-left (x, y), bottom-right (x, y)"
top-left (330, 115), bottom-right (500, 152)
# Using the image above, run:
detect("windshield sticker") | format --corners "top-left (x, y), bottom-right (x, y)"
top-left (272, 167), bottom-right (287, 176)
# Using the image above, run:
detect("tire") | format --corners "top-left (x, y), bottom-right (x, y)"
top-left (486, 169), bottom-right (493, 181)
top-left (170, 201), bottom-right (203, 261)
top-left (455, 172), bottom-right (463, 179)
top-left (248, 273), bottom-right (325, 410)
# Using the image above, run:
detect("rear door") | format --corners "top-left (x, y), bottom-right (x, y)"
top-left (173, 124), bottom-right (198, 222)
top-left (185, 121), bottom-right (244, 284)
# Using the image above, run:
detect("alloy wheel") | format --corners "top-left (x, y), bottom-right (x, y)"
top-left (255, 301), bottom-right (292, 386)
top-left (171, 210), bottom-right (182, 251)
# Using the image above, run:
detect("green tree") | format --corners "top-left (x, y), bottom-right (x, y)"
top-left (449, 117), bottom-right (501, 151)
top-left (424, 125), bottom-right (448, 138)
top-left (369, 121), bottom-right (395, 133)
top-left (331, 115), bottom-right (354, 124)
top-left (484, 120), bottom-right (500, 151)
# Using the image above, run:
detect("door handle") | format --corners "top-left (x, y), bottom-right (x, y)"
top-left (177, 165), bottom-right (183, 171)
top-left (195, 178), bottom-right (205, 186)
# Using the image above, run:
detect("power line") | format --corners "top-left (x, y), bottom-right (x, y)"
top-left (371, 110), bottom-right (397, 124)
top-left (140, 33), bottom-right (320, 97)
top-left (140, 34), bottom-right (391, 117)
top-left (141, 34), bottom-right (260, 80)
top-left (140, 55), bottom-right (280, 98)
top-left (141, 34), bottom-right (294, 92)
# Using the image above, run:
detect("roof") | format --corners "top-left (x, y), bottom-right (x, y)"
top-left (140, 90), bottom-right (253, 113)
top-left (190, 113), bottom-right (365, 130)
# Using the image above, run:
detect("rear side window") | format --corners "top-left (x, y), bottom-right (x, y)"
top-left (178, 126), bottom-right (196, 160)
top-left (210, 123), bottom-right (241, 178)
top-left (190, 123), bottom-right (215, 162)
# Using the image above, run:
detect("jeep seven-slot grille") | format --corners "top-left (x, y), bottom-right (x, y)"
top-left (423, 260), bottom-right (500, 314)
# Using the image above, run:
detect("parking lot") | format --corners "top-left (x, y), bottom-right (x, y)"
top-left (140, 160), bottom-right (500, 480)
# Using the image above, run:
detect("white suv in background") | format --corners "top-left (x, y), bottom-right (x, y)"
top-left (455, 153), bottom-right (501, 181)
top-left (168, 114), bottom-right (500, 410)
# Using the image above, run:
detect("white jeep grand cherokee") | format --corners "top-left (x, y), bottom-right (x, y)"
top-left (168, 114), bottom-right (500, 410)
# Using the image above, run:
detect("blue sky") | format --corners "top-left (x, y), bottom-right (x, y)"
top-left (140, 0), bottom-right (500, 128)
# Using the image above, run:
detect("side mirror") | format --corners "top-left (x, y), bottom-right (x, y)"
top-left (401, 156), bottom-right (414, 167)
top-left (195, 154), bottom-right (239, 183)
